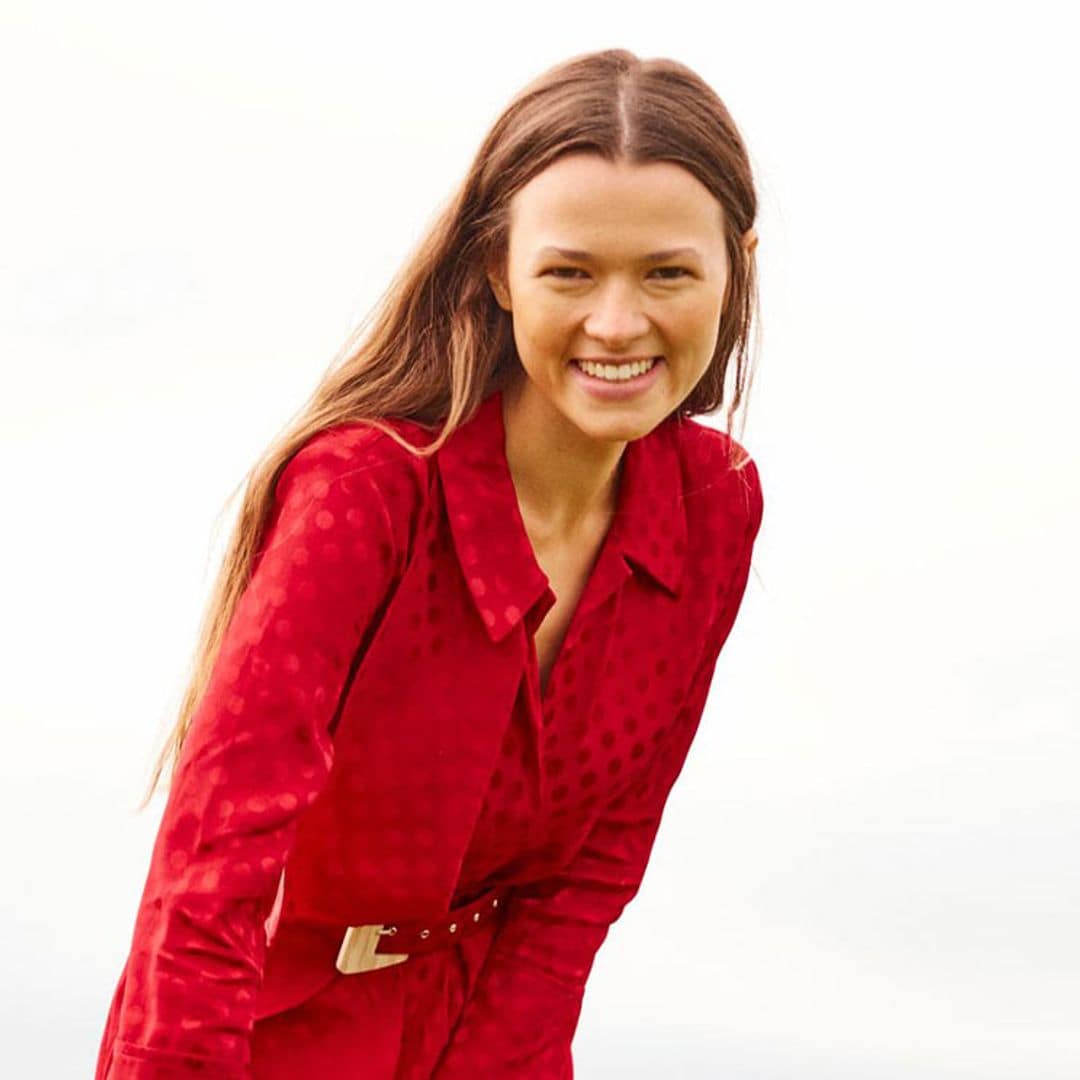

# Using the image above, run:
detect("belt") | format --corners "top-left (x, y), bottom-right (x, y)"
top-left (336, 884), bottom-right (512, 974)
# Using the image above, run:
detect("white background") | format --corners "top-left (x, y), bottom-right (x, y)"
top-left (2, 2), bottom-right (1077, 1077)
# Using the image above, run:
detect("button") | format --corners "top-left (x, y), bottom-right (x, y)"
top-left (449, 922), bottom-right (457, 933)
top-left (419, 929), bottom-right (430, 939)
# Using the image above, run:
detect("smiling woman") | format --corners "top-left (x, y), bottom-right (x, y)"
top-left (95, 46), bottom-right (765, 1080)
top-left (488, 151), bottom-right (756, 460)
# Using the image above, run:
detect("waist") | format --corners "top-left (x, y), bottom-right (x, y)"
top-left (255, 883), bottom-right (514, 1020)
top-left (335, 882), bottom-right (513, 974)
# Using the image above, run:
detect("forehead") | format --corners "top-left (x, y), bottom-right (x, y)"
top-left (507, 154), bottom-right (725, 247)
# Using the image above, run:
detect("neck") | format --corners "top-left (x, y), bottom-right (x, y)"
top-left (500, 373), bottom-right (626, 546)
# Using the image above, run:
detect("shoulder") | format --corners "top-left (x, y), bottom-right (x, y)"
top-left (274, 416), bottom-right (437, 551)
top-left (283, 416), bottom-right (435, 484)
top-left (672, 415), bottom-right (764, 542)
top-left (283, 416), bottom-right (435, 491)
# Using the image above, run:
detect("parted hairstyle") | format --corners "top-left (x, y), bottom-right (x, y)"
top-left (137, 47), bottom-right (762, 811)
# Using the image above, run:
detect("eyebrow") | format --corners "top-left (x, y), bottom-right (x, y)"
top-left (536, 245), bottom-right (703, 264)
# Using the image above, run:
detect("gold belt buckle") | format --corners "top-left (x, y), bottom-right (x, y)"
top-left (336, 922), bottom-right (410, 974)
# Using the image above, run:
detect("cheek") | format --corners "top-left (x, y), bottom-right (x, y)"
top-left (674, 293), bottom-right (724, 339)
top-left (515, 294), bottom-right (573, 350)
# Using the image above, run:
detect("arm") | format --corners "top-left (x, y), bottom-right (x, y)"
top-left (432, 462), bottom-right (764, 1079)
top-left (99, 429), bottom-right (404, 1079)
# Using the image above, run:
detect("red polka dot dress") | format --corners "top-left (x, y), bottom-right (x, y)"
top-left (94, 385), bottom-right (764, 1079)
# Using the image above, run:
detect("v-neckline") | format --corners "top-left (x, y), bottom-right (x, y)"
top-left (528, 508), bottom-right (626, 716)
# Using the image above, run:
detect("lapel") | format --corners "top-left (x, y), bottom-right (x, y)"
top-left (435, 385), bottom-right (689, 641)
top-left (436, 386), bottom-right (690, 786)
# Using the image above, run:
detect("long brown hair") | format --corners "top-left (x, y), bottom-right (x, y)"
top-left (136, 47), bottom-right (762, 812)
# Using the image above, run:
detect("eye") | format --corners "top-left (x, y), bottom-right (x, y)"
top-left (650, 266), bottom-right (692, 280)
top-left (542, 266), bottom-right (692, 280)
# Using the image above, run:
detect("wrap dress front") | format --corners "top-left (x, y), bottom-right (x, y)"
top-left (94, 385), bottom-right (764, 1078)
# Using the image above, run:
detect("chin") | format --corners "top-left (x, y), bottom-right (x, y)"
top-left (566, 405), bottom-right (663, 444)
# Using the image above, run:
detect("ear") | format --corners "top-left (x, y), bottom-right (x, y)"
top-left (486, 256), bottom-right (512, 312)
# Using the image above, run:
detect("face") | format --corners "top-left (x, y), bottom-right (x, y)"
top-left (488, 152), bottom-right (745, 444)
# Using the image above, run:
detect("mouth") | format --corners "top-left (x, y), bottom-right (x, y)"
top-left (568, 355), bottom-right (664, 400)
top-left (570, 356), bottom-right (662, 383)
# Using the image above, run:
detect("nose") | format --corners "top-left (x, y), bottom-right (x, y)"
top-left (582, 280), bottom-right (651, 346)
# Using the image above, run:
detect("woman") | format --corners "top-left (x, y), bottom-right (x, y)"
top-left (95, 47), bottom-right (764, 1079)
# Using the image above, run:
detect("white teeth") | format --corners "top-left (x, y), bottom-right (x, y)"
top-left (575, 357), bottom-right (657, 381)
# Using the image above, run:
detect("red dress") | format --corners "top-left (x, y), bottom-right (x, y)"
top-left (94, 385), bottom-right (764, 1078)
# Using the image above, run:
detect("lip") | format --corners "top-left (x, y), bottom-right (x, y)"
top-left (569, 356), bottom-right (664, 401)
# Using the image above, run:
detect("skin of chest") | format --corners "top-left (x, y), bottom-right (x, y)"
top-left (527, 512), bottom-right (612, 698)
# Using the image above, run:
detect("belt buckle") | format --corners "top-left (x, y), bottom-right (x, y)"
top-left (336, 922), bottom-right (410, 974)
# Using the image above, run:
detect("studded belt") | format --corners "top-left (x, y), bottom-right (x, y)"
top-left (335, 884), bottom-right (511, 974)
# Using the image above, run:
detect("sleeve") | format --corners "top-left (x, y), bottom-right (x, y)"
top-left (431, 460), bottom-right (764, 1079)
top-left (97, 429), bottom-right (404, 1079)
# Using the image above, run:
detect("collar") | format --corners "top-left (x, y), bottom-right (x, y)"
top-left (435, 386), bottom-right (687, 644)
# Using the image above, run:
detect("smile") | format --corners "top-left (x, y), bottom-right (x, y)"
top-left (571, 357), bottom-right (659, 382)
top-left (568, 356), bottom-right (664, 401)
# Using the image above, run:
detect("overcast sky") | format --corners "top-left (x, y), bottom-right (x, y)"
top-left (2, 3), bottom-right (1077, 1077)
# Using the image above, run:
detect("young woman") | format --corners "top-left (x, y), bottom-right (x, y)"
top-left (95, 47), bottom-right (764, 1079)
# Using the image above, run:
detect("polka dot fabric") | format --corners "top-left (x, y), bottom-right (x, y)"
top-left (94, 386), bottom-right (763, 1079)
